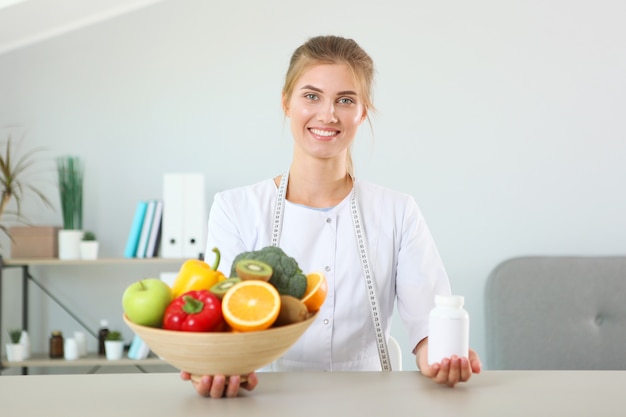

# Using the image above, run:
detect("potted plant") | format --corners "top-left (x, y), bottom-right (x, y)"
top-left (79, 230), bottom-right (99, 260)
top-left (5, 329), bottom-right (27, 362)
top-left (56, 155), bottom-right (83, 260)
top-left (104, 330), bottom-right (125, 360)
top-left (0, 132), bottom-right (53, 246)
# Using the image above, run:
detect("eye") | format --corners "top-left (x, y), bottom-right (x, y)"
top-left (304, 93), bottom-right (319, 101)
top-left (338, 97), bottom-right (355, 105)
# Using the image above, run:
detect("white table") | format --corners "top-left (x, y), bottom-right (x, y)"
top-left (2, 370), bottom-right (624, 416)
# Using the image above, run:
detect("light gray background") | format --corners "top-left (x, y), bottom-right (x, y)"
top-left (1, 0), bottom-right (625, 373)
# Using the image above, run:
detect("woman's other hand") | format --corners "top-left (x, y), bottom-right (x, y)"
top-left (415, 339), bottom-right (482, 387)
top-left (180, 371), bottom-right (258, 398)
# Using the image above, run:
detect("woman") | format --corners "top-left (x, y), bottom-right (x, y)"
top-left (182, 35), bottom-right (481, 398)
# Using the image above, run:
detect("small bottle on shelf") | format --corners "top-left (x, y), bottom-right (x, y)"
top-left (49, 330), bottom-right (64, 359)
top-left (98, 320), bottom-right (110, 356)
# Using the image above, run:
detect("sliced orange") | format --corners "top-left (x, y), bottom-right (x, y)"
top-left (301, 272), bottom-right (328, 313)
top-left (221, 280), bottom-right (281, 332)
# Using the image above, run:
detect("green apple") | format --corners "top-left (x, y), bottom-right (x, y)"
top-left (122, 278), bottom-right (173, 327)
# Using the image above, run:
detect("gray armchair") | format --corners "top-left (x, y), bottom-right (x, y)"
top-left (485, 256), bottom-right (626, 370)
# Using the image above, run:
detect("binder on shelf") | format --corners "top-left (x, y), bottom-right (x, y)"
top-left (123, 201), bottom-right (148, 258)
top-left (136, 200), bottom-right (157, 258)
top-left (161, 173), bottom-right (207, 259)
top-left (127, 335), bottom-right (151, 360)
top-left (145, 200), bottom-right (163, 258)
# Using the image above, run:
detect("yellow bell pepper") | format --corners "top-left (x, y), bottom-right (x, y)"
top-left (171, 247), bottom-right (226, 299)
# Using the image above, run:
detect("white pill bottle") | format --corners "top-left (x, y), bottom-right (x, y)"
top-left (428, 294), bottom-right (469, 365)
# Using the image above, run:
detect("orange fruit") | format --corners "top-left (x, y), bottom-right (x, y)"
top-left (301, 272), bottom-right (328, 313)
top-left (221, 280), bottom-right (281, 332)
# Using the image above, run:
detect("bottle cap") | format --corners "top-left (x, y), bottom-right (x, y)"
top-left (435, 294), bottom-right (464, 307)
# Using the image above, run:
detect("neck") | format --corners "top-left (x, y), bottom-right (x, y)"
top-left (276, 160), bottom-right (353, 208)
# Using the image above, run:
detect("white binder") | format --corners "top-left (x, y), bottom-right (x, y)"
top-left (161, 173), bottom-right (207, 259)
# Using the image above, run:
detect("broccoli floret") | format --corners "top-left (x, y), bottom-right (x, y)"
top-left (230, 246), bottom-right (307, 298)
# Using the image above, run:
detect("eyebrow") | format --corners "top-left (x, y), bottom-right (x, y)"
top-left (300, 85), bottom-right (358, 96)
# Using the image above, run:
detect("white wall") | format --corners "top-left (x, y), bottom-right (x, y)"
top-left (1, 0), bottom-right (625, 373)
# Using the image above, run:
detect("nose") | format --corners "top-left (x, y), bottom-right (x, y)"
top-left (317, 101), bottom-right (337, 123)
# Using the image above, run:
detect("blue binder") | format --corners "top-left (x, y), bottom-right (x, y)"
top-left (124, 201), bottom-right (148, 258)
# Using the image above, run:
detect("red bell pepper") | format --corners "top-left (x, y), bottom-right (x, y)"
top-left (162, 290), bottom-right (224, 332)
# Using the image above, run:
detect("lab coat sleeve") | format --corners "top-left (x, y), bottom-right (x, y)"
top-left (395, 196), bottom-right (451, 353)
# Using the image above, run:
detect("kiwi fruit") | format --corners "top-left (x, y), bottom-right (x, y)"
top-left (235, 259), bottom-right (273, 281)
top-left (210, 277), bottom-right (241, 299)
top-left (274, 295), bottom-right (309, 326)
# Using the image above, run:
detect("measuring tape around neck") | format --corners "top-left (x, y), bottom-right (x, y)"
top-left (271, 171), bottom-right (391, 371)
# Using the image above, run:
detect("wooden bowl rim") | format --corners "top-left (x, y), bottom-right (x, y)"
top-left (123, 312), bottom-right (318, 338)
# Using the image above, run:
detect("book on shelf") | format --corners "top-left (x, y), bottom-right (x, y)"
top-left (136, 200), bottom-right (157, 258)
top-left (145, 200), bottom-right (163, 258)
top-left (123, 201), bottom-right (148, 258)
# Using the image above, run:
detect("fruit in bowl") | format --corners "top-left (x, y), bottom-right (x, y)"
top-left (122, 246), bottom-right (327, 380)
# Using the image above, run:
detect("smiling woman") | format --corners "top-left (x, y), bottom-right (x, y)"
top-left (182, 35), bottom-right (481, 399)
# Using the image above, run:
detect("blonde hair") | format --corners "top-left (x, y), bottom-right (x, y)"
top-left (282, 35), bottom-right (375, 176)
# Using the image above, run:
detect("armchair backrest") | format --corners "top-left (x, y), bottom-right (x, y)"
top-left (485, 256), bottom-right (626, 370)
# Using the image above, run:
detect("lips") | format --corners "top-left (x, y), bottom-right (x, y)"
top-left (309, 128), bottom-right (339, 139)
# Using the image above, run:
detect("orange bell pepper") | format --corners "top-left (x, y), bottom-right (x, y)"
top-left (171, 247), bottom-right (226, 299)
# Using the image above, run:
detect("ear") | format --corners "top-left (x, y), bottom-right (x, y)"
top-left (281, 93), bottom-right (290, 116)
top-left (360, 105), bottom-right (368, 123)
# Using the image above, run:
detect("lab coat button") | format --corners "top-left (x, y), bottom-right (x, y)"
top-left (323, 319), bottom-right (329, 325)
top-left (325, 265), bottom-right (331, 272)
top-left (326, 217), bottom-right (332, 223)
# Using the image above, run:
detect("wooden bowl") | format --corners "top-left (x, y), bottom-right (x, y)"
top-left (123, 313), bottom-right (317, 380)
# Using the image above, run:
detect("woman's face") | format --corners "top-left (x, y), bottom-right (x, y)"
top-left (283, 63), bottom-right (367, 163)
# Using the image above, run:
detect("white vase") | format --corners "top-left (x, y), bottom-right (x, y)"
top-left (105, 340), bottom-right (124, 360)
top-left (80, 241), bottom-right (99, 260)
top-left (58, 230), bottom-right (83, 260)
top-left (5, 343), bottom-right (27, 362)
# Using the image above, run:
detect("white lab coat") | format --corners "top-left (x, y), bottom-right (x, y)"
top-left (205, 177), bottom-right (451, 371)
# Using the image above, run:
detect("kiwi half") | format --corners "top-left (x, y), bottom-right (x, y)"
top-left (210, 277), bottom-right (241, 299)
top-left (235, 259), bottom-right (273, 281)
top-left (274, 295), bottom-right (309, 326)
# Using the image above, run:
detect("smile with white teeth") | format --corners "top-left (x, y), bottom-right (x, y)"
top-left (310, 128), bottom-right (338, 137)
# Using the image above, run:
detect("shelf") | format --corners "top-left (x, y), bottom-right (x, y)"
top-left (0, 256), bottom-right (187, 375)
top-left (1, 353), bottom-right (166, 368)
top-left (2, 258), bottom-right (188, 267)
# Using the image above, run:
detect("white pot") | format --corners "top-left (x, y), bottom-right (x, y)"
top-left (58, 230), bottom-right (84, 260)
top-left (5, 343), bottom-right (27, 362)
top-left (80, 241), bottom-right (99, 260)
top-left (105, 340), bottom-right (125, 360)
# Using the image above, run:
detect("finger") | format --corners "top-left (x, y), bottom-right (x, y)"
top-left (433, 358), bottom-right (451, 385)
top-left (468, 349), bottom-right (482, 374)
top-left (194, 375), bottom-right (214, 398)
top-left (225, 375), bottom-right (241, 398)
top-left (471, 357), bottom-right (482, 374)
top-left (459, 357), bottom-right (472, 382)
top-left (241, 372), bottom-right (259, 391)
top-left (180, 371), bottom-right (191, 381)
top-left (209, 375), bottom-right (227, 398)
top-left (446, 356), bottom-right (462, 387)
